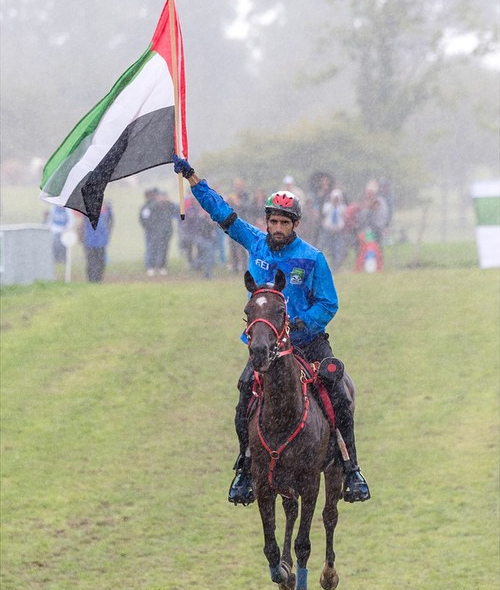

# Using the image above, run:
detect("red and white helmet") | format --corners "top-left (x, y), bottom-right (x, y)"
top-left (265, 191), bottom-right (302, 221)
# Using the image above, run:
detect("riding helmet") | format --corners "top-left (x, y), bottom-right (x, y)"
top-left (265, 191), bottom-right (302, 221)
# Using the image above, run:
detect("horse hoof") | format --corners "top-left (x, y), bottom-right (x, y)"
top-left (320, 564), bottom-right (339, 590)
top-left (270, 562), bottom-right (291, 585)
top-left (278, 573), bottom-right (295, 590)
top-left (276, 560), bottom-right (295, 590)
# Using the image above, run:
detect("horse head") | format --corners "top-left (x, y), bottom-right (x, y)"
top-left (244, 270), bottom-right (291, 372)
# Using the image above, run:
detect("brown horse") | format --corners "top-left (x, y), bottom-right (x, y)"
top-left (243, 269), bottom-right (351, 590)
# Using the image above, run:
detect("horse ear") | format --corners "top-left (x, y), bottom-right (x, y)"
top-left (274, 269), bottom-right (286, 292)
top-left (244, 270), bottom-right (258, 293)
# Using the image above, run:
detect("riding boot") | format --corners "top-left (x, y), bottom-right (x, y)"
top-left (329, 378), bottom-right (371, 503)
top-left (228, 367), bottom-right (255, 506)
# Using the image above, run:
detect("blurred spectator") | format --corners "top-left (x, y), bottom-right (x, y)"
top-left (307, 171), bottom-right (335, 246)
top-left (139, 188), bottom-right (159, 273)
top-left (215, 226), bottom-right (228, 266)
top-left (251, 187), bottom-right (268, 231)
top-left (378, 178), bottom-right (394, 241)
top-left (139, 187), bottom-right (178, 276)
top-left (81, 201), bottom-right (113, 283)
top-left (192, 208), bottom-right (219, 279)
top-left (318, 189), bottom-right (347, 272)
top-left (355, 228), bottom-right (383, 272)
top-left (357, 180), bottom-right (390, 249)
top-left (179, 196), bottom-right (199, 270)
top-left (343, 200), bottom-right (364, 260)
top-left (45, 204), bottom-right (74, 264)
top-left (281, 174), bottom-right (306, 206)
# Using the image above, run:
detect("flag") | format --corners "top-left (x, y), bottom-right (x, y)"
top-left (39, 0), bottom-right (187, 228)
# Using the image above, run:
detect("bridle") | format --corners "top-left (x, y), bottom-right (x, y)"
top-left (244, 288), bottom-right (293, 363)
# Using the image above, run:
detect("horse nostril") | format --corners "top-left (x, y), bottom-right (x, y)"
top-left (250, 343), bottom-right (269, 369)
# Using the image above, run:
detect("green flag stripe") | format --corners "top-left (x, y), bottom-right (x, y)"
top-left (41, 45), bottom-right (155, 188)
top-left (474, 197), bottom-right (500, 226)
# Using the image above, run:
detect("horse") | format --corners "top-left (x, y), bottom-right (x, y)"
top-left (243, 269), bottom-right (354, 590)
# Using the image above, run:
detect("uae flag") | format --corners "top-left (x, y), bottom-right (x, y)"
top-left (39, 0), bottom-right (188, 228)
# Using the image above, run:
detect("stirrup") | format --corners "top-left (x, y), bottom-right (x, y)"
top-left (228, 467), bottom-right (255, 506)
top-left (343, 467), bottom-right (371, 503)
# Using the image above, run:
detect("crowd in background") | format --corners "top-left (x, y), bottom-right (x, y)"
top-left (169, 170), bottom-right (394, 278)
top-left (45, 170), bottom-right (394, 282)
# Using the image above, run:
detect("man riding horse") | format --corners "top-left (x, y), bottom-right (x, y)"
top-left (174, 156), bottom-right (370, 505)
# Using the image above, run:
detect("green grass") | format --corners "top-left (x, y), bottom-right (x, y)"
top-left (1, 269), bottom-right (499, 589)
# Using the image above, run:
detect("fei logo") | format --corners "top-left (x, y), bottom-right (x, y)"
top-left (290, 267), bottom-right (305, 285)
top-left (255, 259), bottom-right (270, 270)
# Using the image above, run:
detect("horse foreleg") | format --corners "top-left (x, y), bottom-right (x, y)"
top-left (281, 495), bottom-right (298, 568)
top-left (274, 496), bottom-right (298, 590)
top-left (320, 466), bottom-right (342, 590)
top-left (257, 491), bottom-right (288, 584)
top-left (294, 477), bottom-right (321, 590)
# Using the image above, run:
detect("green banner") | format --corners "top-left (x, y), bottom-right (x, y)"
top-left (473, 196), bottom-right (500, 226)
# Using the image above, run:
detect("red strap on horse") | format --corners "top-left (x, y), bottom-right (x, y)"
top-left (294, 355), bottom-right (336, 432)
top-left (256, 379), bottom-right (310, 498)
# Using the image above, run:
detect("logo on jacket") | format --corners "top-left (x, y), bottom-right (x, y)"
top-left (255, 259), bottom-right (269, 270)
top-left (290, 267), bottom-right (305, 285)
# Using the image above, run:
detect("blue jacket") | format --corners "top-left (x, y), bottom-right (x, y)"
top-left (191, 180), bottom-right (339, 345)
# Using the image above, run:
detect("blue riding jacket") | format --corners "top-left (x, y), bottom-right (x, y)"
top-left (191, 179), bottom-right (339, 346)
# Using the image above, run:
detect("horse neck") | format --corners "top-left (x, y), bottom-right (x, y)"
top-left (260, 353), bottom-right (304, 423)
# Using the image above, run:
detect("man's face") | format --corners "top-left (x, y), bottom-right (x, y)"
top-left (266, 214), bottom-right (298, 244)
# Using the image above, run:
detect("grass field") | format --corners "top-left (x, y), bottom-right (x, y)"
top-left (1, 268), bottom-right (499, 590)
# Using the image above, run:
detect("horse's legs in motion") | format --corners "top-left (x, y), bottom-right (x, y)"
top-left (293, 476), bottom-right (321, 590)
top-left (320, 467), bottom-right (342, 590)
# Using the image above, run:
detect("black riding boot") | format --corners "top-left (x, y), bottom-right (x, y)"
top-left (329, 376), bottom-right (371, 503)
top-left (228, 367), bottom-right (255, 506)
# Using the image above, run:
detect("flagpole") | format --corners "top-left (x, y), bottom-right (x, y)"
top-left (169, 0), bottom-right (185, 220)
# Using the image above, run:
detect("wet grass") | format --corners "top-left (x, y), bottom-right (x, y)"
top-left (1, 269), bottom-right (499, 590)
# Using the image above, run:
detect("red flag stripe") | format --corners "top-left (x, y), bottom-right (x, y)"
top-left (151, 0), bottom-right (188, 158)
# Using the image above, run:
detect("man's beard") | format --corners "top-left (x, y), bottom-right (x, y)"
top-left (266, 231), bottom-right (297, 251)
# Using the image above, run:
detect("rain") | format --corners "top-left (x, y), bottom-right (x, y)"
top-left (1, 1), bottom-right (499, 589)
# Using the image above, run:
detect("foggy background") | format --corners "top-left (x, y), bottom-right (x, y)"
top-left (1, 0), bottom-right (499, 234)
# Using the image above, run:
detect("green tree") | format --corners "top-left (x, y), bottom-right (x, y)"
top-left (200, 113), bottom-right (425, 206)
top-left (318, 0), bottom-right (498, 133)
